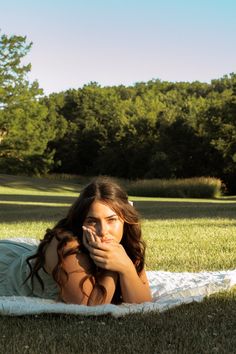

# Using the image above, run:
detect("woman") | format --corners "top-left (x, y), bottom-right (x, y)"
top-left (0, 176), bottom-right (152, 305)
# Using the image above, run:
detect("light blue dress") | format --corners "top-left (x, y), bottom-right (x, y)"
top-left (0, 239), bottom-right (59, 299)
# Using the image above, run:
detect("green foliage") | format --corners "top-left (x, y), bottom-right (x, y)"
top-left (1, 29), bottom-right (236, 192)
top-left (126, 177), bottom-right (223, 198)
top-left (47, 74), bottom-right (236, 193)
top-left (0, 32), bottom-right (67, 174)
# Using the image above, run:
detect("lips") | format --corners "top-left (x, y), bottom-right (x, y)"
top-left (101, 237), bottom-right (114, 243)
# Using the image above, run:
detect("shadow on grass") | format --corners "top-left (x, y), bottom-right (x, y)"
top-left (0, 173), bottom-right (86, 193)
top-left (0, 290), bottom-right (235, 354)
top-left (0, 203), bottom-right (68, 223)
top-left (135, 200), bottom-right (236, 220)
top-left (0, 196), bottom-right (236, 222)
top-left (0, 194), bottom-right (77, 204)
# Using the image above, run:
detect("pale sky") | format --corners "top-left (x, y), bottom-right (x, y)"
top-left (0, 0), bottom-right (236, 95)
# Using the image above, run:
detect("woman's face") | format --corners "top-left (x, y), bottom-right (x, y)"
top-left (83, 201), bottom-right (124, 243)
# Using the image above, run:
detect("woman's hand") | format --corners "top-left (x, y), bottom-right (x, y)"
top-left (82, 226), bottom-right (152, 304)
top-left (82, 226), bottom-right (133, 274)
top-left (82, 226), bottom-right (99, 247)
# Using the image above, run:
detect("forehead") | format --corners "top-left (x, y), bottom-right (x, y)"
top-left (86, 201), bottom-right (117, 218)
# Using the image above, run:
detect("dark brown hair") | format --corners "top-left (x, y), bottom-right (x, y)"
top-left (26, 176), bottom-right (146, 303)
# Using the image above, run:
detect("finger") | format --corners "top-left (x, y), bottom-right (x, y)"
top-left (88, 247), bottom-right (107, 257)
top-left (90, 255), bottom-right (108, 269)
top-left (88, 241), bottom-right (111, 251)
top-left (94, 234), bottom-right (102, 243)
top-left (82, 228), bottom-right (90, 246)
top-left (82, 226), bottom-right (94, 244)
top-left (90, 230), bottom-right (97, 243)
top-left (82, 226), bottom-right (90, 242)
top-left (82, 232), bottom-right (90, 249)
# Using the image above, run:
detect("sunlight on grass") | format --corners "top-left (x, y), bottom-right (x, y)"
top-left (0, 174), bottom-right (236, 353)
top-left (0, 221), bottom-right (54, 239)
top-left (143, 218), bottom-right (236, 271)
top-left (131, 196), bottom-right (236, 203)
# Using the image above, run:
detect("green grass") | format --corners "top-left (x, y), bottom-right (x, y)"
top-left (0, 174), bottom-right (236, 353)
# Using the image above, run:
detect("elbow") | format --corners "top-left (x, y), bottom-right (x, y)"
top-left (87, 295), bottom-right (111, 306)
top-left (60, 291), bottom-right (90, 306)
top-left (145, 294), bottom-right (153, 303)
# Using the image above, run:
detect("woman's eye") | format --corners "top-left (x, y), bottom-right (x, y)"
top-left (86, 220), bottom-right (96, 225)
top-left (108, 218), bottom-right (118, 223)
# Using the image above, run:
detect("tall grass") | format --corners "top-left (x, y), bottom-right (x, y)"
top-left (126, 177), bottom-right (223, 198)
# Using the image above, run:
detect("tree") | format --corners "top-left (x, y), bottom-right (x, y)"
top-left (0, 32), bottom-right (66, 174)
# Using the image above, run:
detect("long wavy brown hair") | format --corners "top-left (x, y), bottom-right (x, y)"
top-left (26, 176), bottom-right (146, 304)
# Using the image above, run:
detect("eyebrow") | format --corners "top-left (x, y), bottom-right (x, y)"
top-left (85, 214), bottom-right (117, 220)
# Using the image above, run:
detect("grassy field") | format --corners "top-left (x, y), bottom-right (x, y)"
top-left (0, 174), bottom-right (236, 353)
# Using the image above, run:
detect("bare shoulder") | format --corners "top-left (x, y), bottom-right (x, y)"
top-left (43, 235), bottom-right (95, 304)
top-left (44, 235), bottom-right (93, 275)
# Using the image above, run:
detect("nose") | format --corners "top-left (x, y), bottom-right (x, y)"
top-left (96, 221), bottom-right (109, 238)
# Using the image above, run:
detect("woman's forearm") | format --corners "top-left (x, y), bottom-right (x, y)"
top-left (119, 265), bottom-right (152, 304)
top-left (87, 270), bottom-right (118, 306)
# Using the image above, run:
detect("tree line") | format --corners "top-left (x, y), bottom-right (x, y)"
top-left (1, 33), bottom-right (236, 193)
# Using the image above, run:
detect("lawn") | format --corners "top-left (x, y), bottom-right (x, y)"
top-left (0, 174), bottom-right (236, 354)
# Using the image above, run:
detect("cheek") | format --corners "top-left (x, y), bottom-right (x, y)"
top-left (112, 222), bottom-right (124, 237)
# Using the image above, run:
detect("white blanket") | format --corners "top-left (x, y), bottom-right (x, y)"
top-left (1, 269), bottom-right (235, 317)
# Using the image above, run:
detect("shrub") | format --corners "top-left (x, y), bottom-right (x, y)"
top-left (126, 177), bottom-right (223, 198)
